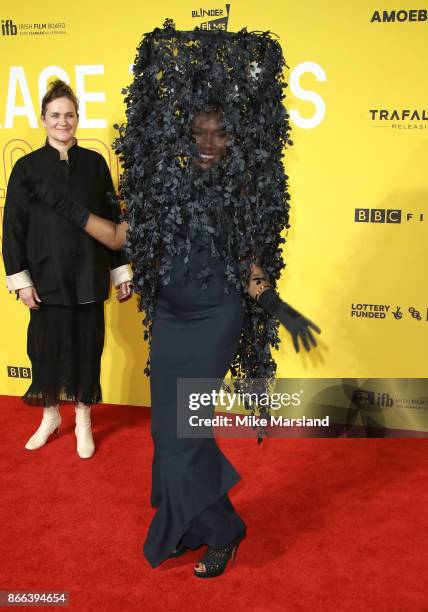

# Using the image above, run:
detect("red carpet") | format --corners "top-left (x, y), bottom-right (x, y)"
top-left (1, 395), bottom-right (428, 611)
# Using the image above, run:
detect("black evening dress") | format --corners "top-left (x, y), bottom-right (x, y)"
top-left (143, 243), bottom-right (247, 568)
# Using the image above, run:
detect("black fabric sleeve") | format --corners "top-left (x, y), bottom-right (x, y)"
top-left (2, 159), bottom-right (30, 276)
top-left (98, 156), bottom-right (128, 270)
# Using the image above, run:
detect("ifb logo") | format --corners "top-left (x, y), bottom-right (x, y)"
top-left (1, 19), bottom-right (17, 35)
top-left (352, 390), bottom-right (393, 407)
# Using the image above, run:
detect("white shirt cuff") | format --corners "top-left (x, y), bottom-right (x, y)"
top-left (6, 270), bottom-right (34, 291)
top-left (110, 264), bottom-right (133, 287)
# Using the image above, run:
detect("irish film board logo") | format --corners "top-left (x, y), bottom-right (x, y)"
top-left (1, 19), bottom-right (67, 37)
top-left (1, 19), bottom-right (17, 35)
top-left (354, 209), bottom-right (424, 223)
top-left (7, 366), bottom-right (31, 379)
top-left (192, 4), bottom-right (231, 30)
top-left (352, 389), bottom-right (393, 408)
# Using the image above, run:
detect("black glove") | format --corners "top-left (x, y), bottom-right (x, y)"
top-left (25, 178), bottom-right (90, 229)
top-left (258, 288), bottom-right (321, 353)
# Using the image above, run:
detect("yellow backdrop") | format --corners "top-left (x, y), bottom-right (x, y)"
top-left (1, 0), bottom-right (427, 407)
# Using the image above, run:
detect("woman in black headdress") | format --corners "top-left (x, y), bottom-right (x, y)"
top-left (27, 25), bottom-right (320, 577)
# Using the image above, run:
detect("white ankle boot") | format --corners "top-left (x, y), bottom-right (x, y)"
top-left (25, 406), bottom-right (61, 450)
top-left (75, 404), bottom-right (95, 459)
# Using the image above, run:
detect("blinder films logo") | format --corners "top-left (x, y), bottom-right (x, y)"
top-left (354, 209), bottom-right (424, 223)
top-left (192, 3), bottom-right (231, 30)
top-left (371, 9), bottom-right (428, 22)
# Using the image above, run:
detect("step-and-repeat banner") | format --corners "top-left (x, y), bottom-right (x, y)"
top-left (0, 1), bottom-right (427, 428)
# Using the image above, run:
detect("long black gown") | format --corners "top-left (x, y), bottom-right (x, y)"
top-left (143, 243), bottom-right (246, 568)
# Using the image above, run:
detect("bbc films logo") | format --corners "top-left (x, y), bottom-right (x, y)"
top-left (7, 366), bottom-right (31, 379)
top-left (369, 109), bottom-right (428, 131)
top-left (371, 9), bottom-right (428, 22)
top-left (350, 304), bottom-right (428, 321)
top-left (1, 18), bottom-right (66, 37)
top-left (354, 209), bottom-right (424, 223)
top-left (192, 3), bottom-right (231, 30)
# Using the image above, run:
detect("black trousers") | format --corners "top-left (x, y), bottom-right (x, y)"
top-left (143, 253), bottom-right (246, 568)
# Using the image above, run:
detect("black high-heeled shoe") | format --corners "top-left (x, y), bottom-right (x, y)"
top-left (193, 532), bottom-right (245, 578)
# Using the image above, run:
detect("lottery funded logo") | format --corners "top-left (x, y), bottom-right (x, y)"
top-left (351, 304), bottom-right (390, 319)
top-left (351, 303), bottom-right (427, 322)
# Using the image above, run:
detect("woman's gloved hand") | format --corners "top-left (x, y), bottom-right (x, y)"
top-left (257, 288), bottom-right (321, 353)
top-left (24, 178), bottom-right (90, 229)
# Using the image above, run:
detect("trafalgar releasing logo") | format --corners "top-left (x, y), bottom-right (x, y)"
top-left (369, 109), bottom-right (428, 130)
top-left (354, 209), bottom-right (424, 223)
top-left (192, 3), bottom-right (231, 30)
top-left (371, 9), bottom-right (428, 22)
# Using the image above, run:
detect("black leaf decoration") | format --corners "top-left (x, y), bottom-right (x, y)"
top-left (114, 22), bottom-right (292, 424)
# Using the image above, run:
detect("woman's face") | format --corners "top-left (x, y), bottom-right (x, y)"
top-left (42, 96), bottom-right (78, 147)
top-left (191, 111), bottom-right (229, 170)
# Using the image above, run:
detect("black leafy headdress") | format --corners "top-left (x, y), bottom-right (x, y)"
top-left (114, 21), bottom-right (292, 421)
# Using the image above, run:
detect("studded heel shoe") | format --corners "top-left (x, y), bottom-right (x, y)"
top-left (193, 532), bottom-right (245, 578)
